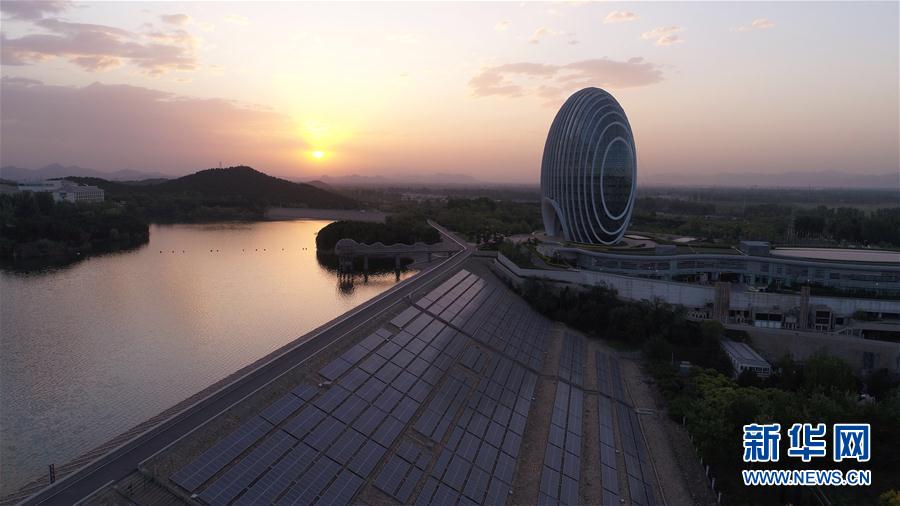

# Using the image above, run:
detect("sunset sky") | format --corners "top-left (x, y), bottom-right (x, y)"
top-left (1, 1), bottom-right (897, 184)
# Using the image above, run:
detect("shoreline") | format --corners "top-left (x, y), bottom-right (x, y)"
top-left (265, 207), bottom-right (388, 223)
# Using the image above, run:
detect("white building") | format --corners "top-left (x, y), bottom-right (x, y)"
top-left (721, 339), bottom-right (772, 378)
top-left (16, 180), bottom-right (104, 204)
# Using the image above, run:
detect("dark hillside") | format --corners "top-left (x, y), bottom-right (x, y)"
top-left (67, 166), bottom-right (358, 211)
top-left (152, 167), bottom-right (357, 209)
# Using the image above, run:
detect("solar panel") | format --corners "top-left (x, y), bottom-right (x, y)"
top-left (291, 384), bottom-right (317, 402)
top-left (359, 353), bottom-right (387, 374)
top-left (457, 432), bottom-right (480, 461)
top-left (415, 477), bottom-right (439, 506)
top-left (392, 396), bottom-right (419, 424)
top-left (317, 469), bottom-right (365, 505)
top-left (170, 416), bottom-right (272, 492)
top-left (375, 361), bottom-right (402, 384)
top-left (602, 464), bottom-right (619, 492)
top-left (340, 343), bottom-right (369, 365)
top-left (274, 456), bottom-right (340, 506)
top-left (198, 429), bottom-right (295, 505)
top-left (357, 376), bottom-right (386, 402)
top-left (432, 482), bottom-right (461, 504)
top-left (338, 368), bottom-right (368, 392)
top-left (373, 416), bottom-right (404, 447)
top-left (485, 477), bottom-right (509, 506)
top-left (283, 405), bottom-right (326, 440)
top-left (603, 489), bottom-right (620, 506)
top-left (374, 387), bottom-right (403, 413)
top-left (314, 385), bottom-right (351, 412)
top-left (502, 432), bottom-right (522, 458)
top-left (539, 466), bottom-right (560, 496)
top-left (494, 452), bottom-right (516, 484)
top-left (391, 306), bottom-right (421, 328)
top-left (260, 393), bottom-right (304, 425)
top-left (233, 442), bottom-right (316, 505)
top-left (408, 379), bottom-right (431, 403)
top-left (305, 416), bottom-right (344, 451)
top-left (348, 439), bottom-right (387, 477)
top-left (562, 451), bottom-right (579, 479)
top-left (358, 332), bottom-right (386, 351)
top-left (463, 466), bottom-right (490, 503)
top-left (396, 467), bottom-right (423, 503)
top-left (334, 395), bottom-right (369, 425)
top-left (376, 340), bottom-right (402, 361)
top-left (405, 312), bottom-right (434, 335)
top-left (375, 454), bottom-right (411, 497)
top-left (392, 369), bottom-right (417, 392)
top-left (475, 442), bottom-right (498, 472)
top-left (443, 454), bottom-right (471, 491)
top-left (319, 357), bottom-right (352, 381)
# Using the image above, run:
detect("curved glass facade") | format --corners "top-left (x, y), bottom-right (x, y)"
top-left (540, 87), bottom-right (636, 245)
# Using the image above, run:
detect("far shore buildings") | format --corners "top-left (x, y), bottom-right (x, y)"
top-left (2, 180), bottom-right (104, 203)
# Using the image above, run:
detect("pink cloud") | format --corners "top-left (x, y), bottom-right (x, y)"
top-left (0, 79), bottom-right (305, 174)
top-left (0, 0), bottom-right (70, 20)
top-left (469, 57), bottom-right (663, 99)
top-left (1, 18), bottom-right (197, 74)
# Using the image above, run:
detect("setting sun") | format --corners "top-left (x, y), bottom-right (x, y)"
top-left (311, 150), bottom-right (326, 160)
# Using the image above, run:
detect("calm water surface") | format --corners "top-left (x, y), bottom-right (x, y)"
top-left (0, 220), bottom-right (413, 493)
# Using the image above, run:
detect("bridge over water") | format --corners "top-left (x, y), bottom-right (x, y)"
top-left (333, 238), bottom-right (461, 273)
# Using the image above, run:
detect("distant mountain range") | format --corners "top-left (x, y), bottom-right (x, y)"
top-left (4, 164), bottom-right (895, 190)
top-left (645, 170), bottom-right (899, 189)
top-left (0, 164), bottom-right (168, 182)
top-left (68, 166), bottom-right (358, 209)
top-left (315, 172), bottom-right (482, 187)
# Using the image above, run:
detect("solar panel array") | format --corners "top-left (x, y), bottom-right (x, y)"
top-left (414, 354), bottom-right (537, 505)
top-left (558, 333), bottom-right (585, 387)
top-left (537, 332), bottom-right (586, 506)
top-left (596, 351), bottom-right (658, 505)
top-left (168, 269), bottom-right (660, 506)
top-left (417, 271), bottom-right (548, 371)
top-left (169, 269), bottom-right (552, 505)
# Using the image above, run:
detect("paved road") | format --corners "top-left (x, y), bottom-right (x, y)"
top-left (22, 223), bottom-right (472, 505)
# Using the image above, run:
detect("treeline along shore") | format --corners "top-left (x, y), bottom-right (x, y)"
top-left (0, 166), bottom-right (358, 269)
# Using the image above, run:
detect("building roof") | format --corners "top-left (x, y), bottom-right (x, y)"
top-left (721, 339), bottom-right (771, 368)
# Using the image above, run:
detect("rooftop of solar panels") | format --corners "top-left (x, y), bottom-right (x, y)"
top-left (132, 264), bottom-right (663, 506)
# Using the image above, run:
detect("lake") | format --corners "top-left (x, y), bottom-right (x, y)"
top-left (0, 220), bottom-right (413, 494)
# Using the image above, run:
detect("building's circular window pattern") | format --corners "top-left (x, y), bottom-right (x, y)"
top-left (540, 88), bottom-right (636, 245)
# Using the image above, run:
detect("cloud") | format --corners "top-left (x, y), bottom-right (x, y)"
top-left (733, 18), bottom-right (775, 32)
top-left (469, 57), bottom-right (664, 100)
top-left (224, 14), bottom-right (249, 26)
top-left (0, 0), bottom-right (70, 20)
top-left (495, 20), bottom-right (510, 32)
top-left (604, 11), bottom-right (639, 24)
top-left (528, 27), bottom-right (576, 44)
top-left (655, 34), bottom-right (683, 46)
top-left (1, 18), bottom-right (198, 74)
top-left (641, 26), bottom-right (684, 46)
top-left (528, 27), bottom-right (555, 44)
top-left (160, 13), bottom-right (191, 26)
top-left (0, 79), bottom-right (305, 174)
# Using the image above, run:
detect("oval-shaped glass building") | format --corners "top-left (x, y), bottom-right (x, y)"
top-left (540, 87), bottom-right (636, 245)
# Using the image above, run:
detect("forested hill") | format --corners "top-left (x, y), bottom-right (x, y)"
top-left (68, 166), bottom-right (358, 210)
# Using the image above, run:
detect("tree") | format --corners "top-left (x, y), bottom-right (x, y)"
top-left (802, 353), bottom-right (857, 395)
